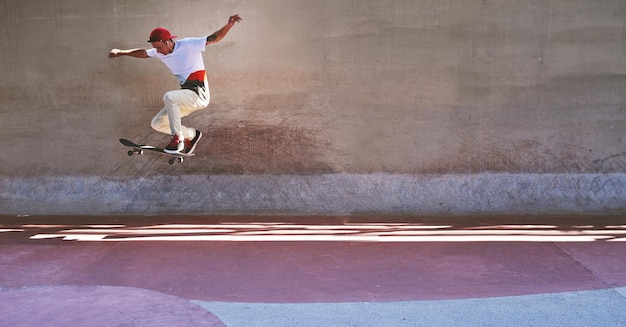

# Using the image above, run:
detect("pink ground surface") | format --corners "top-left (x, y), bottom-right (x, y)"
top-left (1, 215), bottom-right (625, 325)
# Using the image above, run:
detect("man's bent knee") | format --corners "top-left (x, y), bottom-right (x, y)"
top-left (163, 91), bottom-right (177, 105)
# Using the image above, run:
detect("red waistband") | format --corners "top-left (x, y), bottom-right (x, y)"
top-left (187, 70), bottom-right (206, 82)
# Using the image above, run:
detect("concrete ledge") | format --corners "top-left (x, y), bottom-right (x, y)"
top-left (1, 174), bottom-right (625, 215)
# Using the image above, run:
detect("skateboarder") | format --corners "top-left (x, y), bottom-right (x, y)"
top-left (109, 14), bottom-right (242, 154)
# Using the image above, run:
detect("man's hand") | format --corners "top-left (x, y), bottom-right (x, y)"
top-left (109, 49), bottom-right (122, 59)
top-left (228, 14), bottom-right (242, 26)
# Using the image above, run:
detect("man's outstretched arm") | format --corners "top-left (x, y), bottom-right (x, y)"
top-left (206, 14), bottom-right (242, 45)
top-left (108, 48), bottom-right (149, 59)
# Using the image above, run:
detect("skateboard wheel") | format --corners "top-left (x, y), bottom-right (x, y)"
top-left (177, 157), bottom-right (184, 163)
top-left (169, 158), bottom-right (175, 165)
top-left (127, 150), bottom-right (134, 156)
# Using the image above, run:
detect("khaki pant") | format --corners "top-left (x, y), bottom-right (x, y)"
top-left (151, 86), bottom-right (210, 139)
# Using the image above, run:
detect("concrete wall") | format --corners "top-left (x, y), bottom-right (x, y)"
top-left (1, 1), bottom-right (625, 214)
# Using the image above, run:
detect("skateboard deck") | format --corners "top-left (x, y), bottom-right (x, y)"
top-left (119, 138), bottom-right (194, 164)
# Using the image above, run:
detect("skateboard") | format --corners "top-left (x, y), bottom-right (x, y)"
top-left (119, 138), bottom-right (194, 164)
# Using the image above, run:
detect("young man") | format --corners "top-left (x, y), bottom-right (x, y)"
top-left (109, 14), bottom-right (242, 154)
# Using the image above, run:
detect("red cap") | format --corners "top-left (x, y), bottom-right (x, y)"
top-left (148, 28), bottom-right (177, 43)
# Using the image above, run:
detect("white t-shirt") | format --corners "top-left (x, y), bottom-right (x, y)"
top-left (146, 37), bottom-right (207, 86)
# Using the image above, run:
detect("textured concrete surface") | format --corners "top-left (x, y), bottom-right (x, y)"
top-left (1, 2), bottom-right (625, 216)
top-left (2, 173), bottom-right (625, 215)
top-left (1, 0), bottom-right (625, 178)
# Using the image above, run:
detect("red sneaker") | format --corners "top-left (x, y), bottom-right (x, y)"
top-left (164, 135), bottom-right (184, 154)
top-left (184, 130), bottom-right (203, 154)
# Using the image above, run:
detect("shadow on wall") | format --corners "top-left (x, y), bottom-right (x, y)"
top-left (113, 121), bottom-right (335, 175)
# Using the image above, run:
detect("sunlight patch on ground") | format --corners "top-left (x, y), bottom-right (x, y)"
top-left (0, 229), bottom-right (23, 233)
top-left (2, 222), bottom-right (623, 242)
